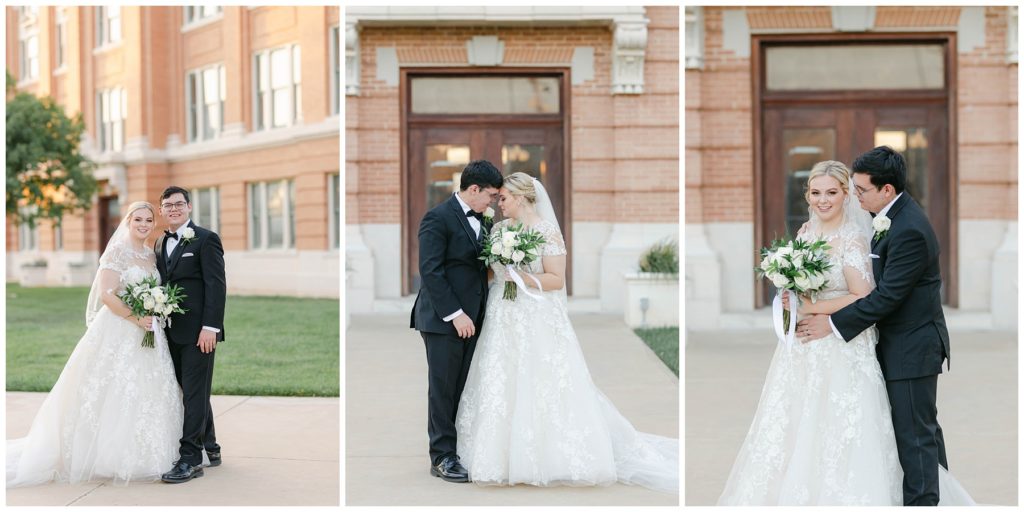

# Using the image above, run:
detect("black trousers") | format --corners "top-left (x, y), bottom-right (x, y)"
top-left (886, 375), bottom-right (947, 506)
top-left (422, 331), bottom-right (477, 467)
top-left (168, 340), bottom-right (220, 466)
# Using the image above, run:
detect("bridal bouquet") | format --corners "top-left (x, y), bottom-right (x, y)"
top-left (755, 238), bottom-right (832, 345)
top-left (479, 223), bottom-right (546, 301)
top-left (118, 276), bottom-right (188, 348)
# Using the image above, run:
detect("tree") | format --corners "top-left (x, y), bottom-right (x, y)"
top-left (6, 73), bottom-right (96, 228)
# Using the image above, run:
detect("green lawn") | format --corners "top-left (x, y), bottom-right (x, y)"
top-left (634, 327), bottom-right (679, 376)
top-left (6, 283), bottom-right (339, 397)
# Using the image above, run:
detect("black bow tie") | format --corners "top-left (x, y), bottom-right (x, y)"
top-left (164, 230), bottom-right (179, 240)
top-left (466, 210), bottom-right (483, 221)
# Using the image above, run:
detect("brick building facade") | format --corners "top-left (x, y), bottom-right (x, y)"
top-left (345, 6), bottom-right (679, 313)
top-left (686, 6), bottom-right (1018, 329)
top-left (6, 6), bottom-right (341, 297)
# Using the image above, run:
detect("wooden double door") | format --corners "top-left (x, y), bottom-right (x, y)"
top-left (405, 124), bottom-right (566, 294)
top-left (760, 103), bottom-right (952, 305)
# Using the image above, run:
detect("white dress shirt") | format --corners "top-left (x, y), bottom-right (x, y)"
top-left (166, 219), bottom-right (220, 335)
top-left (827, 192), bottom-right (903, 339)
top-left (442, 192), bottom-right (478, 323)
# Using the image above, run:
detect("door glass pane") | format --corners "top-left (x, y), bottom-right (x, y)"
top-left (426, 144), bottom-right (471, 209)
top-left (411, 77), bottom-right (560, 114)
top-left (501, 144), bottom-right (547, 182)
top-left (767, 45), bottom-right (944, 90)
top-left (875, 127), bottom-right (928, 212)
top-left (783, 128), bottom-right (836, 238)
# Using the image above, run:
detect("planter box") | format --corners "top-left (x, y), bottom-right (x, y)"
top-left (63, 264), bottom-right (95, 286)
top-left (623, 272), bottom-right (679, 328)
top-left (19, 266), bottom-right (49, 287)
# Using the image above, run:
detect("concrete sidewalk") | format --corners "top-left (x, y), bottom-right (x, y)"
top-left (345, 313), bottom-right (679, 506)
top-left (6, 393), bottom-right (339, 506)
top-left (685, 329), bottom-right (1017, 505)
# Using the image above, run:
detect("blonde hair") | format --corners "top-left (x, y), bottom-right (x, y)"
top-left (122, 201), bottom-right (155, 223)
top-left (502, 172), bottom-right (538, 204)
top-left (805, 160), bottom-right (851, 202)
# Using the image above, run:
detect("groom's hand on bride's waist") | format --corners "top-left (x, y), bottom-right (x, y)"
top-left (796, 314), bottom-right (831, 344)
top-left (452, 313), bottom-right (476, 339)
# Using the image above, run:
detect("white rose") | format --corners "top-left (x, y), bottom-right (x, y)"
top-left (810, 272), bottom-right (826, 289)
top-left (759, 257), bottom-right (771, 271)
top-left (511, 250), bottom-right (525, 263)
top-left (183, 227), bottom-right (196, 239)
top-left (501, 247), bottom-right (514, 260)
top-left (502, 231), bottom-right (517, 245)
top-left (161, 304), bottom-right (174, 316)
top-left (794, 272), bottom-right (811, 290)
top-left (143, 297), bottom-right (155, 310)
top-left (777, 256), bottom-right (792, 269)
top-left (154, 294), bottom-right (167, 305)
top-left (483, 207), bottom-right (495, 219)
top-left (769, 272), bottom-right (789, 289)
top-left (151, 287), bottom-right (166, 299)
top-left (491, 241), bottom-right (504, 255)
top-left (776, 246), bottom-right (793, 257)
top-left (872, 214), bottom-right (891, 232)
top-left (792, 254), bottom-right (804, 269)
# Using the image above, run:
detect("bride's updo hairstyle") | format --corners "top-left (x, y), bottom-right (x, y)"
top-left (804, 160), bottom-right (851, 203)
top-left (123, 201), bottom-right (156, 223)
top-left (502, 172), bottom-right (538, 204)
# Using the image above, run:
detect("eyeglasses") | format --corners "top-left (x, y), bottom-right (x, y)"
top-left (161, 201), bottom-right (188, 211)
top-left (853, 185), bottom-right (879, 197)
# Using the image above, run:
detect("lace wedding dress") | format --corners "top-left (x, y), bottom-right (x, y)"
top-left (7, 241), bottom-right (183, 487)
top-left (717, 217), bottom-right (975, 505)
top-left (456, 218), bottom-right (678, 494)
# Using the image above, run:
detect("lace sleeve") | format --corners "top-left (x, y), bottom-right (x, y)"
top-left (841, 228), bottom-right (873, 285)
top-left (97, 243), bottom-right (128, 274)
top-left (538, 221), bottom-right (566, 257)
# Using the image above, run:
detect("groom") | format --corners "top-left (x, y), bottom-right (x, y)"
top-left (155, 186), bottom-right (227, 483)
top-left (410, 160), bottom-right (502, 483)
top-left (798, 146), bottom-right (950, 505)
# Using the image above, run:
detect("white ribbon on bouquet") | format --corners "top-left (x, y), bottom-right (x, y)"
top-left (505, 265), bottom-right (545, 301)
top-left (771, 289), bottom-right (797, 349)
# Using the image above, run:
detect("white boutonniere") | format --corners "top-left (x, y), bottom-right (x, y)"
top-left (872, 215), bottom-right (891, 242)
top-left (180, 227), bottom-right (197, 246)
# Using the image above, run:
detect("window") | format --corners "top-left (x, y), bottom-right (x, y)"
top-left (96, 6), bottom-right (121, 47)
top-left (685, 7), bottom-right (704, 69)
top-left (330, 26), bottom-right (340, 115)
top-left (328, 174), bottom-right (340, 250)
top-left (254, 45), bottom-right (302, 130)
top-left (97, 88), bottom-right (127, 152)
top-left (186, 65), bottom-right (226, 141)
top-left (184, 5), bottom-right (222, 26)
top-left (18, 222), bottom-right (38, 252)
top-left (55, 8), bottom-right (67, 69)
top-left (248, 179), bottom-right (295, 250)
top-left (19, 33), bottom-right (39, 81)
top-left (191, 187), bottom-right (220, 233)
top-left (1009, 6), bottom-right (1019, 64)
top-left (765, 45), bottom-right (944, 91)
top-left (410, 77), bottom-right (560, 114)
top-left (54, 224), bottom-right (63, 250)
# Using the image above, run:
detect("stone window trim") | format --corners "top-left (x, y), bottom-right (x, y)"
top-left (685, 6), bottom-right (703, 69)
top-left (345, 6), bottom-right (650, 95)
top-left (54, 7), bottom-right (68, 73)
top-left (1009, 6), bottom-right (1018, 64)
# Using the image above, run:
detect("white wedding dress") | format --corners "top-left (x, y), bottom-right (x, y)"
top-left (717, 213), bottom-right (975, 505)
top-left (7, 240), bottom-right (183, 487)
top-left (456, 217), bottom-right (678, 494)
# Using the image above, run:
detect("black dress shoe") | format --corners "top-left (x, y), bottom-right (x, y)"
top-left (430, 455), bottom-right (469, 483)
top-left (207, 450), bottom-right (221, 467)
top-left (161, 461), bottom-right (204, 483)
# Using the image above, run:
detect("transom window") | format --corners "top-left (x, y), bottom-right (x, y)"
top-left (765, 44), bottom-right (945, 91)
top-left (410, 76), bottom-right (561, 115)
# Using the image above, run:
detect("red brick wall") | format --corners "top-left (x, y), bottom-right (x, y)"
top-left (688, 6), bottom-right (1018, 224)
top-left (348, 6), bottom-right (679, 225)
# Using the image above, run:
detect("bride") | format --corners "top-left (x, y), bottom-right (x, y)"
top-left (717, 161), bottom-right (973, 505)
top-left (7, 201), bottom-right (183, 487)
top-left (455, 172), bottom-right (678, 494)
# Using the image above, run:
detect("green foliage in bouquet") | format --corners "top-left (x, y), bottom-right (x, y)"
top-left (479, 222), bottom-right (547, 300)
top-left (118, 276), bottom-right (188, 348)
top-left (755, 237), bottom-right (833, 327)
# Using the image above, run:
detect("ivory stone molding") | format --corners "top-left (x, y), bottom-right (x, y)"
top-left (345, 6), bottom-right (649, 95)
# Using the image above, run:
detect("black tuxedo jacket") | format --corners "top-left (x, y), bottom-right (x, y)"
top-left (155, 220), bottom-right (227, 345)
top-left (831, 194), bottom-right (949, 381)
top-left (410, 195), bottom-right (488, 336)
